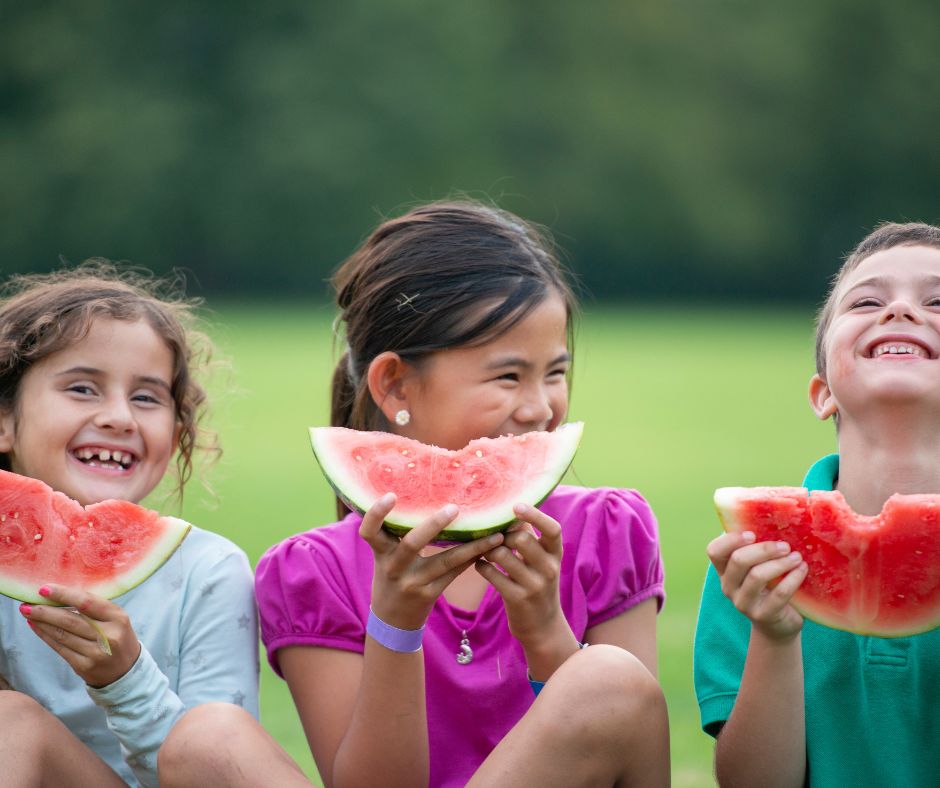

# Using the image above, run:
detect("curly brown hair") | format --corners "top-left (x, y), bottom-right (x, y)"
top-left (0, 259), bottom-right (219, 501)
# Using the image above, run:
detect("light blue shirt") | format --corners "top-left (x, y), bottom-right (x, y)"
top-left (0, 525), bottom-right (259, 787)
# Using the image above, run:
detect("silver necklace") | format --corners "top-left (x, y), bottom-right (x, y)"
top-left (456, 629), bottom-right (473, 665)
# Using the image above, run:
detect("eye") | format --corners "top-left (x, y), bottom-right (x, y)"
top-left (849, 297), bottom-right (881, 309)
top-left (132, 391), bottom-right (165, 406)
top-left (925, 297), bottom-right (940, 307)
top-left (66, 383), bottom-right (97, 396)
top-left (496, 372), bottom-right (520, 383)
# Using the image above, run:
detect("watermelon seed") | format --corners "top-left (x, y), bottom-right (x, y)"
top-left (355, 455), bottom-right (362, 462)
top-left (475, 450), bottom-right (483, 458)
top-left (407, 462), bottom-right (415, 468)
top-left (33, 533), bottom-right (41, 541)
top-left (401, 449), bottom-right (409, 456)
top-left (12, 512), bottom-right (18, 519)
top-left (384, 467), bottom-right (391, 473)
top-left (0, 514), bottom-right (4, 522)
top-left (452, 461), bottom-right (461, 468)
top-left (916, 550), bottom-right (924, 555)
top-left (69, 534), bottom-right (75, 542)
top-left (898, 594), bottom-right (906, 599)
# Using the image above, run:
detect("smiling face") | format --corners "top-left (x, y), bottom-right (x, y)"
top-left (395, 292), bottom-right (570, 450)
top-left (811, 245), bottom-right (940, 421)
top-left (0, 318), bottom-right (180, 505)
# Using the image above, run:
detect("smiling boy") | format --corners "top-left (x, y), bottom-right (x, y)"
top-left (694, 222), bottom-right (940, 786)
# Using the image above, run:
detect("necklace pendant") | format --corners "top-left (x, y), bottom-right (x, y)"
top-left (456, 629), bottom-right (473, 665)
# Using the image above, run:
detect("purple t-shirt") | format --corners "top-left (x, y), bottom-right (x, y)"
top-left (255, 485), bottom-right (664, 788)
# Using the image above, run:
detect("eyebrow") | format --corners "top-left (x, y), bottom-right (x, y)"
top-left (484, 352), bottom-right (571, 371)
top-left (56, 366), bottom-right (173, 392)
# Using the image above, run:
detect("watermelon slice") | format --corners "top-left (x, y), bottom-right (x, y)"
top-left (0, 469), bottom-right (191, 604)
top-left (715, 486), bottom-right (940, 637)
top-left (310, 422), bottom-right (584, 541)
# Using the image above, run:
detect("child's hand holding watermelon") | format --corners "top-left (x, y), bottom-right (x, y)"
top-left (359, 493), bottom-right (504, 631)
top-left (20, 585), bottom-right (141, 689)
top-left (705, 531), bottom-right (808, 643)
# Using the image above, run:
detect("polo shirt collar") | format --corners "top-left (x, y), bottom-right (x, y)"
top-left (803, 453), bottom-right (839, 491)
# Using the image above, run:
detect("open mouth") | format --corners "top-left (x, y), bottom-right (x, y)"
top-left (868, 340), bottom-right (934, 359)
top-left (72, 447), bottom-right (137, 471)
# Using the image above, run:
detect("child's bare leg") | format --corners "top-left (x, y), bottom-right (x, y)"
top-left (159, 702), bottom-right (312, 787)
top-left (468, 644), bottom-right (670, 788)
top-left (0, 691), bottom-right (126, 787)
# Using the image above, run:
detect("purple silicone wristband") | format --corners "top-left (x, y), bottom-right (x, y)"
top-left (366, 608), bottom-right (426, 653)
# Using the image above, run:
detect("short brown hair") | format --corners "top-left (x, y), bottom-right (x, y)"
top-left (0, 259), bottom-right (218, 500)
top-left (814, 222), bottom-right (940, 378)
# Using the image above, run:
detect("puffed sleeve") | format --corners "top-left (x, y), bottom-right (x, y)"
top-left (550, 487), bottom-right (665, 631)
top-left (255, 520), bottom-right (372, 676)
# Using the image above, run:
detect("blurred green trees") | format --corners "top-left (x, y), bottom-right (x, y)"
top-left (2, 0), bottom-right (938, 300)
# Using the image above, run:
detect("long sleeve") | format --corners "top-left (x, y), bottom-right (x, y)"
top-left (86, 530), bottom-right (259, 786)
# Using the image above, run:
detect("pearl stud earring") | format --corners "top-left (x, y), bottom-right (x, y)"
top-left (395, 409), bottom-right (411, 426)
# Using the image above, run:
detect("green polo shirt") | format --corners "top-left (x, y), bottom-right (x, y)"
top-left (694, 455), bottom-right (940, 786)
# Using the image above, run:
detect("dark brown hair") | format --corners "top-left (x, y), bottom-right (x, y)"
top-left (815, 221), bottom-right (940, 378)
top-left (330, 200), bottom-right (579, 516)
top-left (0, 259), bottom-right (218, 500)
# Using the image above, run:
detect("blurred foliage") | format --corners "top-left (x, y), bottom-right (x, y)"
top-left (2, 0), bottom-right (939, 301)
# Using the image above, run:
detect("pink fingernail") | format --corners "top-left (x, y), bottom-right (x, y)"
top-left (741, 531), bottom-right (755, 542)
top-left (38, 586), bottom-right (52, 598)
top-left (19, 603), bottom-right (31, 617)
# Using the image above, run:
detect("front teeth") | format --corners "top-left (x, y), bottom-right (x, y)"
top-left (76, 448), bottom-right (134, 467)
top-left (873, 343), bottom-right (927, 358)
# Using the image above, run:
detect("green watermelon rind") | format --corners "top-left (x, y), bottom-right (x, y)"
top-left (311, 422), bottom-right (584, 542)
top-left (0, 516), bottom-right (192, 605)
top-left (714, 486), bottom-right (940, 638)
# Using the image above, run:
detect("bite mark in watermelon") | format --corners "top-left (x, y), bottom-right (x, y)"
top-left (715, 486), bottom-right (940, 637)
top-left (0, 469), bottom-right (191, 604)
top-left (310, 422), bottom-right (584, 541)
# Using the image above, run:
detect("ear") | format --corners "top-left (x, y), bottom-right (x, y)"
top-left (366, 351), bottom-right (414, 425)
top-left (0, 407), bottom-right (15, 453)
top-left (809, 373), bottom-right (838, 420)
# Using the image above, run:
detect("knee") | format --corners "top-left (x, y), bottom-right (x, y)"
top-left (0, 692), bottom-right (57, 755)
top-left (546, 644), bottom-right (666, 727)
top-left (159, 702), bottom-right (257, 776)
top-left (0, 691), bottom-right (53, 733)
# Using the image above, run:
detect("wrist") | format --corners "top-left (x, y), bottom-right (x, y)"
top-left (521, 619), bottom-right (580, 682)
top-left (366, 608), bottom-right (426, 653)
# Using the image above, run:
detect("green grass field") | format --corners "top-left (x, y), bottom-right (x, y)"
top-left (170, 303), bottom-right (835, 787)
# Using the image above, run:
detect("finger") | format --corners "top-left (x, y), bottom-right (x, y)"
top-left (720, 540), bottom-right (792, 592)
top-left (758, 560), bottom-right (809, 612)
top-left (27, 617), bottom-right (99, 663)
top-left (395, 504), bottom-right (459, 557)
top-left (482, 543), bottom-right (536, 588)
top-left (39, 584), bottom-right (118, 621)
top-left (501, 527), bottom-right (557, 579)
top-left (359, 493), bottom-right (399, 548)
top-left (706, 531), bottom-right (756, 573)
top-left (513, 504), bottom-right (562, 552)
top-left (734, 551), bottom-right (805, 610)
top-left (423, 533), bottom-right (504, 589)
top-left (474, 558), bottom-right (515, 594)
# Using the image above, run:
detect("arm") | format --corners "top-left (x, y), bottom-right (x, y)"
top-left (27, 543), bottom-right (258, 787)
top-left (281, 495), bottom-right (503, 788)
top-left (707, 532), bottom-right (807, 788)
top-left (585, 597), bottom-right (658, 677)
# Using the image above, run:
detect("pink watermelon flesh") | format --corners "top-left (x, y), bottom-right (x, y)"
top-left (0, 469), bottom-right (191, 604)
top-left (715, 486), bottom-right (940, 637)
top-left (310, 422), bottom-right (584, 541)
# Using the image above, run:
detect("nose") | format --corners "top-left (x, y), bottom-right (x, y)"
top-left (879, 298), bottom-right (924, 325)
top-left (94, 395), bottom-right (137, 433)
top-left (515, 383), bottom-right (556, 428)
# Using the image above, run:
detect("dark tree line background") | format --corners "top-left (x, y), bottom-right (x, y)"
top-left (3, 1), bottom-right (939, 302)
